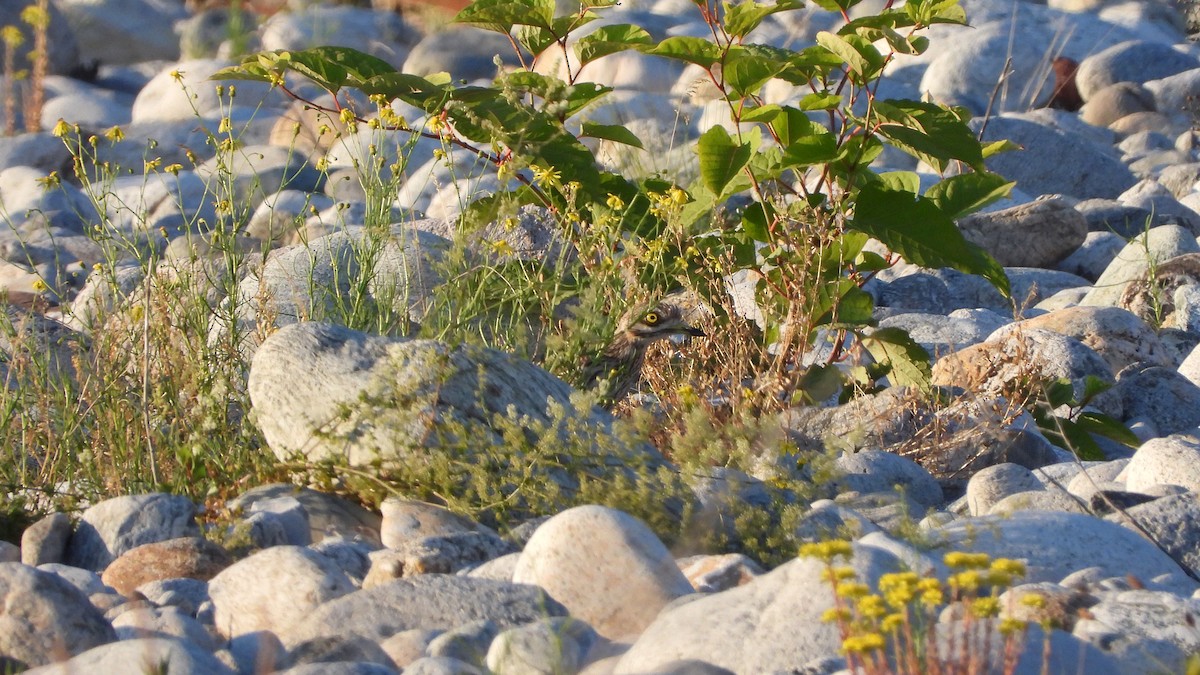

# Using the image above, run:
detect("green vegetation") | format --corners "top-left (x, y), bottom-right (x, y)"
top-left (0, 0), bottom-right (1126, 560)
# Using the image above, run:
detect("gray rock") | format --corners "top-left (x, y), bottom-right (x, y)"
top-left (613, 545), bottom-right (902, 673)
top-left (403, 27), bottom-right (522, 80)
top-left (21, 513), bottom-right (71, 567)
top-left (229, 484), bottom-right (382, 546)
top-left (1118, 179), bottom-right (1200, 233)
top-left (919, 23), bottom-right (1054, 115)
top-left (965, 463), bottom-right (1044, 516)
top-left (380, 499), bottom-right (483, 551)
top-left (246, 190), bottom-right (336, 246)
top-left (485, 618), bottom-right (596, 675)
top-left (111, 605), bottom-right (218, 650)
top-left (427, 620), bottom-right (497, 665)
top-left (933, 326), bottom-right (1119, 417)
top-left (1114, 366), bottom-right (1200, 436)
top-left (1158, 163), bottom-right (1200, 199)
top-left (64, 493), bottom-right (199, 572)
top-left (260, 6), bottom-right (416, 69)
top-left (0, 132), bottom-right (74, 174)
top-left (975, 115), bottom-right (1137, 200)
top-left (311, 537), bottom-right (376, 585)
top-left (278, 663), bottom-right (399, 675)
top-left (245, 496), bottom-right (311, 547)
top-left (1115, 494), bottom-right (1200, 576)
top-left (1074, 198), bottom-right (1158, 237)
top-left (832, 450), bottom-right (943, 508)
top-left (56, 0), bottom-right (185, 65)
top-left (934, 620), bottom-right (1123, 675)
top-left (0, 562), bottom-right (115, 668)
top-left (923, 511), bottom-right (1196, 594)
top-left (402, 657), bottom-right (483, 675)
top-left (286, 634), bottom-right (398, 670)
top-left (876, 266), bottom-right (1087, 315)
top-left (1013, 305), bottom-right (1172, 373)
top-left (512, 505), bottom-right (693, 641)
top-left (23, 637), bottom-right (232, 675)
top-left (957, 198), bottom-right (1087, 268)
top-left (248, 323), bottom-right (673, 522)
top-left (1072, 589), bottom-right (1200, 674)
top-left (1146, 68), bottom-right (1200, 119)
top-left (1124, 434), bottom-right (1200, 492)
top-left (195, 144), bottom-right (325, 212)
top-left (130, 59), bottom-right (287, 123)
top-left (134, 577), bottom-right (210, 618)
top-left (281, 575), bottom-right (566, 647)
top-left (1082, 225), bottom-right (1200, 307)
top-left (876, 308), bottom-right (1010, 358)
top-left (220, 225), bottom-right (446, 360)
top-left (1081, 82), bottom-right (1158, 129)
top-left (988, 489), bottom-right (1089, 515)
top-left (0, 2), bottom-right (79, 76)
top-left (208, 545), bottom-right (356, 639)
top-left (1076, 41), bottom-right (1200, 101)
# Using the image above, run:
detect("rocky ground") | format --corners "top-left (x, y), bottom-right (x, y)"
top-left (6, 0), bottom-right (1200, 673)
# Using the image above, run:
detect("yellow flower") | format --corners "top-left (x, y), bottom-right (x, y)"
top-left (949, 570), bottom-right (982, 592)
top-left (999, 617), bottom-right (1027, 636)
top-left (990, 558), bottom-right (1027, 577)
top-left (821, 607), bottom-right (851, 623)
top-left (51, 118), bottom-right (70, 138)
top-left (799, 540), bottom-right (852, 562)
top-left (841, 633), bottom-right (885, 655)
top-left (170, 69), bottom-right (183, 82)
top-left (836, 582), bottom-right (870, 599)
top-left (31, 278), bottom-right (48, 292)
top-left (1, 26), bottom-right (25, 49)
top-left (103, 125), bottom-right (124, 143)
top-left (165, 163), bottom-right (183, 176)
top-left (970, 596), bottom-right (1001, 618)
top-left (944, 551), bottom-right (992, 569)
top-left (881, 613), bottom-right (904, 632)
top-left (1020, 593), bottom-right (1046, 609)
top-left (606, 193), bottom-right (625, 210)
top-left (531, 165), bottom-right (561, 185)
top-left (857, 594), bottom-right (887, 619)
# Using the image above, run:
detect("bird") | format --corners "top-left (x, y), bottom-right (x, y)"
top-left (580, 302), bottom-right (705, 409)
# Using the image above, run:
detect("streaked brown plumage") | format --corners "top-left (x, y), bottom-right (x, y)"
top-left (581, 303), bottom-right (704, 408)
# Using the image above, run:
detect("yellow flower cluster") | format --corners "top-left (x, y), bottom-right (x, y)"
top-left (806, 545), bottom-right (1032, 668)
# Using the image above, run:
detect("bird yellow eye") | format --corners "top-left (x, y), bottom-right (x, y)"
top-left (643, 312), bottom-right (659, 325)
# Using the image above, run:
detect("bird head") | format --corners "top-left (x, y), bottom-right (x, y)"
top-left (623, 303), bottom-right (705, 342)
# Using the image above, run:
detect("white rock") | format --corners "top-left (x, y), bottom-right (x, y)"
top-left (513, 505), bottom-right (693, 641)
top-left (208, 545), bottom-right (355, 638)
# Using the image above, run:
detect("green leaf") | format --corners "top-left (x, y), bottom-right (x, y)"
top-left (850, 182), bottom-right (1010, 298)
top-left (741, 104), bottom-right (783, 124)
top-left (212, 63), bottom-right (274, 83)
top-left (454, 0), bottom-right (554, 32)
top-left (816, 31), bottom-right (884, 82)
top-left (644, 36), bottom-right (724, 68)
top-left (1080, 375), bottom-right (1113, 403)
top-left (877, 170), bottom-right (920, 194)
top-left (516, 25), bottom-right (558, 57)
top-left (795, 364), bottom-right (844, 405)
top-left (981, 139), bottom-right (1021, 158)
top-left (1075, 411), bottom-right (1140, 448)
top-left (874, 99), bottom-right (985, 172)
top-left (574, 24), bottom-right (653, 66)
top-left (797, 92), bottom-right (843, 111)
top-left (1042, 377), bottom-right (1075, 408)
top-left (303, 46), bottom-right (397, 84)
top-left (1040, 418), bottom-right (1106, 461)
top-left (924, 172), bottom-right (1014, 220)
top-left (360, 72), bottom-right (451, 109)
top-left (811, 0), bottom-right (864, 13)
top-left (742, 202), bottom-right (771, 242)
top-left (723, 0), bottom-right (806, 38)
top-left (696, 126), bottom-right (753, 197)
top-left (863, 326), bottom-right (933, 393)
top-left (580, 122), bottom-right (644, 149)
top-left (724, 49), bottom-right (783, 97)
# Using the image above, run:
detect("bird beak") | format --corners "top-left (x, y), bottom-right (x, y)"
top-left (681, 325), bottom-right (705, 338)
